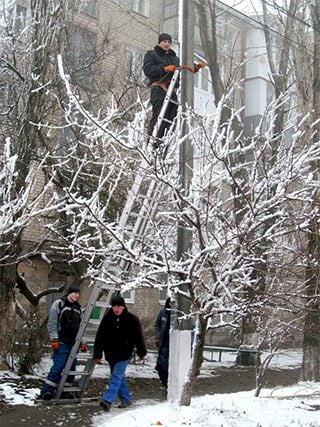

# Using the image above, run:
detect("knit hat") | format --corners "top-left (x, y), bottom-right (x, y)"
top-left (158, 33), bottom-right (172, 44)
top-left (66, 285), bottom-right (80, 296)
top-left (111, 295), bottom-right (126, 307)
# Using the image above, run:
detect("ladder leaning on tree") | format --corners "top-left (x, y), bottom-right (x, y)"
top-left (51, 63), bottom-right (205, 404)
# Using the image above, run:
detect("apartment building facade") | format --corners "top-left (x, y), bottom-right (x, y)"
top-left (2, 1), bottom-right (271, 345)
top-left (1, 1), bottom-right (169, 333)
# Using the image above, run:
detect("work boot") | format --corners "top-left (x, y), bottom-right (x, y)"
top-left (100, 400), bottom-right (112, 411)
top-left (39, 392), bottom-right (53, 401)
top-left (117, 400), bottom-right (132, 409)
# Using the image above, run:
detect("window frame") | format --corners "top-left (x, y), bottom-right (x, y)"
top-left (76, 0), bottom-right (98, 18)
top-left (67, 24), bottom-right (98, 88)
top-left (125, 47), bottom-right (145, 85)
top-left (131, 0), bottom-right (149, 17)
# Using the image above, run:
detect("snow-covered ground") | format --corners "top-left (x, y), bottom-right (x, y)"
top-left (1, 349), bottom-right (319, 426)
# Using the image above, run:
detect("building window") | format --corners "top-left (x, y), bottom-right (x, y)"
top-left (194, 61), bottom-right (212, 94)
top-left (7, 2), bottom-right (28, 33)
top-left (195, 25), bottom-right (201, 46)
top-left (131, 0), bottom-right (149, 17)
top-left (164, 0), bottom-right (178, 18)
top-left (194, 71), bottom-right (200, 89)
top-left (126, 48), bottom-right (145, 84)
top-left (122, 289), bottom-right (135, 304)
top-left (0, 81), bottom-right (9, 120)
top-left (163, 17), bottom-right (178, 41)
top-left (266, 80), bottom-right (274, 105)
top-left (201, 68), bottom-right (209, 92)
top-left (74, 0), bottom-right (98, 18)
top-left (67, 25), bottom-right (97, 88)
top-left (159, 288), bottom-right (168, 304)
top-left (15, 4), bottom-right (27, 31)
top-left (163, 0), bottom-right (178, 40)
top-left (216, 19), bottom-right (225, 38)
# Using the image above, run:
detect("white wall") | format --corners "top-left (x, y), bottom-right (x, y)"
top-left (244, 27), bottom-right (270, 120)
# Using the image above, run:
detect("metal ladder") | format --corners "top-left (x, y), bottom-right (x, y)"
top-left (51, 69), bottom-right (181, 404)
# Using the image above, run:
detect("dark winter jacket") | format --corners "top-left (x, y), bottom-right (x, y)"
top-left (154, 299), bottom-right (171, 351)
top-left (143, 45), bottom-right (180, 85)
top-left (47, 297), bottom-right (82, 347)
top-left (93, 307), bottom-right (147, 363)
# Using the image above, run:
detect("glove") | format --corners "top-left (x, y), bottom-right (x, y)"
top-left (80, 343), bottom-right (88, 352)
top-left (154, 338), bottom-right (160, 348)
top-left (164, 65), bottom-right (176, 73)
top-left (194, 62), bottom-right (206, 72)
top-left (93, 358), bottom-right (103, 365)
top-left (51, 341), bottom-right (59, 351)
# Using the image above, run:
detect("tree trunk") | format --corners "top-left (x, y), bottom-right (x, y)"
top-left (302, 338), bottom-right (320, 381)
top-left (179, 315), bottom-right (207, 406)
top-left (302, 343), bottom-right (320, 381)
top-left (238, 329), bottom-right (258, 366)
top-left (302, 218), bottom-right (320, 381)
top-left (0, 264), bottom-right (17, 369)
top-left (302, 0), bottom-right (320, 381)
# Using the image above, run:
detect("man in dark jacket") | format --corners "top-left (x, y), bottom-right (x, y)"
top-left (154, 297), bottom-right (171, 391)
top-left (39, 285), bottom-right (86, 400)
top-left (143, 33), bottom-right (180, 140)
top-left (93, 295), bottom-right (147, 411)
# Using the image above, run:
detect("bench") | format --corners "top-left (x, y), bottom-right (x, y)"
top-left (203, 345), bottom-right (260, 363)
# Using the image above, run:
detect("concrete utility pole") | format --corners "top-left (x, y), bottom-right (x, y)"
top-left (168, 0), bottom-right (195, 402)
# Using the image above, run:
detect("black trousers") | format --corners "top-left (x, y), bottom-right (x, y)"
top-left (155, 345), bottom-right (169, 388)
top-left (148, 86), bottom-right (178, 139)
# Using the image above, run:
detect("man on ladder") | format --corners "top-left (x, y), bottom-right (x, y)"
top-left (43, 39), bottom-right (206, 405)
top-left (143, 33), bottom-right (180, 141)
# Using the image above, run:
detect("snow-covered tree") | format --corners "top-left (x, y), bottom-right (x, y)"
top-left (302, 0), bottom-right (320, 381)
top-left (193, 1), bottom-right (319, 381)
top-left (1, 0), bottom-right (318, 395)
top-left (0, 0), bottom-right (115, 370)
top-left (0, 0), bottom-right (70, 369)
top-left (261, 0), bottom-right (319, 382)
top-left (49, 59), bottom-right (320, 402)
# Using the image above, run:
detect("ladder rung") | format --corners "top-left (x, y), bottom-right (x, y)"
top-left (68, 371), bottom-right (92, 376)
top-left (60, 386), bottom-right (82, 392)
top-left (76, 353), bottom-right (93, 360)
top-left (88, 319), bottom-right (101, 326)
top-left (162, 118), bottom-right (174, 124)
top-left (85, 322), bottom-right (100, 328)
top-left (95, 301), bottom-right (110, 308)
top-left (129, 212), bottom-right (149, 220)
top-left (84, 324), bottom-right (99, 331)
top-left (48, 397), bottom-right (98, 405)
top-left (100, 283), bottom-right (115, 290)
top-left (138, 192), bottom-right (160, 200)
top-left (82, 335), bottom-right (96, 342)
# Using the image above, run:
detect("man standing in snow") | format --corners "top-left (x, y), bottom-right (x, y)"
top-left (93, 295), bottom-right (147, 412)
top-left (154, 297), bottom-right (171, 394)
top-left (143, 33), bottom-right (180, 140)
top-left (39, 285), bottom-right (86, 400)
